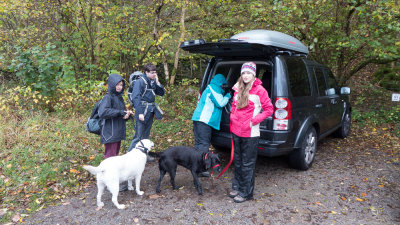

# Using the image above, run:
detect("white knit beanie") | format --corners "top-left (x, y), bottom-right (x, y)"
top-left (241, 62), bottom-right (256, 77)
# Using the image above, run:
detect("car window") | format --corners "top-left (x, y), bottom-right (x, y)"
top-left (285, 57), bottom-right (311, 97)
top-left (326, 69), bottom-right (338, 90)
top-left (313, 67), bottom-right (327, 96)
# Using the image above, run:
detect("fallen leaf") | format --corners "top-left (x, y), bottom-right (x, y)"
top-left (6, 164), bottom-right (12, 169)
top-left (356, 198), bottom-right (364, 202)
top-left (69, 169), bottom-right (80, 174)
top-left (0, 208), bottom-right (8, 217)
top-left (363, 178), bottom-right (369, 182)
top-left (378, 184), bottom-right (385, 188)
top-left (148, 194), bottom-right (162, 199)
top-left (340, 196), bottom-right (347, 201)
top-left (12, 214), bottom-right (20, 222)
top-left (361, 193), bottom-right (367, 197)
top-left (330, 211), bottom-right (338, 214)
top-left (133, 218), bottom-right (139, 223)
top-left (95, 206), bottom-right (103, 211)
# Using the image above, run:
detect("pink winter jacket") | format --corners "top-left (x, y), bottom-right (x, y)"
top-left (230, 78), bottom-right (273, 137)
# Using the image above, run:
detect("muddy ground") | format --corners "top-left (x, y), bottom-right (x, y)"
top-left (23, 135), bottom-right (400, 225)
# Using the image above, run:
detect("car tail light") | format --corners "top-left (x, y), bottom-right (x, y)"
top-left (273, 97), bottom-right (291, 130)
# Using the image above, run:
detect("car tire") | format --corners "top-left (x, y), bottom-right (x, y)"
top-left (334, 111), bottom-right (351, 139)
top-left (288, 127), bottom-right (317, 170)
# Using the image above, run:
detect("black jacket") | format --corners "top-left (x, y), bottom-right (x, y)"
top-left (131, 74), bottom-right (165, 121)
top-left (98, 74), bottom-right (128, 144)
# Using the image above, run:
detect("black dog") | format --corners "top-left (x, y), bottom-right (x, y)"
top-left (155, 146), bottom-right (222, 195)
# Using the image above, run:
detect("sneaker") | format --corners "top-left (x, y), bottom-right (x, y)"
top-left (147, 155), bottom-right (155, 162)
top-left (233, 195), bottom-right (248, 203)
top-left (198, 171), bottom-right (210, 177)
top-left (229, 190), bottom-right (239, 198)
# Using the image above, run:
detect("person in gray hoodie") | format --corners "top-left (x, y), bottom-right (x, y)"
top-left (98, 73), bottom-right (133, 158)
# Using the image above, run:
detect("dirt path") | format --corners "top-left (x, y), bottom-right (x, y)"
top-left (23, 136), bottom-right (400, 225)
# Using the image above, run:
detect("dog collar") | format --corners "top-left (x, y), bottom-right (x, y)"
top-left (137, 140), bottom-right (148, 154)
top-left (138, 147), bottom-right (147, 154)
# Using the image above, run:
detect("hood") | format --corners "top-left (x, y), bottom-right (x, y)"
top-left (108, 73), bottom-right (125, 95)
top-left (209, 74), bottom-right (227, 93)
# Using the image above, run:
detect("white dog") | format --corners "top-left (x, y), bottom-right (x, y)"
top-left (83, 139), bottom-right (154, 209)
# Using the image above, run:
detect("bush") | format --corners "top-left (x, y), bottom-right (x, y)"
top-left (8, 43), bottom-right (76, 110)
top-left (373, 64), bottom-right (400, 92)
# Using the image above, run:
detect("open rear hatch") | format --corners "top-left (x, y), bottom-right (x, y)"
top-left (180, 40), bottom-right (277, 57)
top-left (180, 30), bottom-right (309, 57)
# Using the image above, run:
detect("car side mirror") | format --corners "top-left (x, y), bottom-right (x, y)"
top-left (340, 87), bottom-right (351, 95)
top-left (325, 88), bottom-right (336, 95)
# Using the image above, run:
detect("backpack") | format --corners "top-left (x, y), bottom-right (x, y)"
top-left (127, 71), bottom-right (150, 107)
top-left (86, 98), bottom-right (104, 135)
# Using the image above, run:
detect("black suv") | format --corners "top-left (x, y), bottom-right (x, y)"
top-left (181, 30), bottom-right (351, 170)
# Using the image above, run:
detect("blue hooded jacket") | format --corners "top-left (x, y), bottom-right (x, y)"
top-left (191, 74), bottom-right (231, 130)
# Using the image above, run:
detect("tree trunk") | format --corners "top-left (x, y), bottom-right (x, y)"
top-left (170, 1), bottom-right (186, 85)
top-left (153, 1), bottom-right (170, 83)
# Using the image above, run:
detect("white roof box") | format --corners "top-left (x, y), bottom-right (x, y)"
top-left (231, 30), bottom-right (309, 54)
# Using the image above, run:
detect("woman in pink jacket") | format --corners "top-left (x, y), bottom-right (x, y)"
top-left (229, 62), bottom-right (273, 203)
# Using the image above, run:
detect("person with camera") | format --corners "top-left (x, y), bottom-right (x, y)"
top-left (191, 73), bottom-right (231, 177)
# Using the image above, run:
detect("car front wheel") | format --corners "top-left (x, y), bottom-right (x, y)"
top-left (334, 111), bottom-right (351, 138)
top-left (289, 127), bottom-right (317, 170)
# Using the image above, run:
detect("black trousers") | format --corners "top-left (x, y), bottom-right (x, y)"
top-left (193, 121), bottom-right (212, 152)
top-left (231, 133), bottom-right (259, 199)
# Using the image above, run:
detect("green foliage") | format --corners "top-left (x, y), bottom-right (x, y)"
top-left (373, 64), bottom-right (400, 91)
top-left (1, 0), bottom-right (398, 85)
top-left (353, 105), bottom-right (400, 137)
top-left (9, 43), bottom-right (75, 97)
top-left (0, 79), bottom-right (107, 114)
top-left (266, 0), bottom-right (400, 85)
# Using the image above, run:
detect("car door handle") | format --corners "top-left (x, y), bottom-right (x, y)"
top-left (315, 104), bottom-right (323, 108)
top-left (330, 99), bottom-right (337, 104)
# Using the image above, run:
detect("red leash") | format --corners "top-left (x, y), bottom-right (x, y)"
top-left (217, 122), bottom-right (234, 178)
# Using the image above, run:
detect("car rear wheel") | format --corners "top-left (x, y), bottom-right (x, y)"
top-left (289, 127), bottom-right (317, 170)
top-left (334, 111), bottom-right (351, 138)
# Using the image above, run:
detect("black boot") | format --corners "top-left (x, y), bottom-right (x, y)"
top-left (198, 171), bottom-right (210, 177)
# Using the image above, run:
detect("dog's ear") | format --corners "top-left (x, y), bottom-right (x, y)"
top-left (203, 152), bottom-right (212, 169)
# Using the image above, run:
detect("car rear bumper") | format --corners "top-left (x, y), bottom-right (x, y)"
top-left (211, 131), bottom-right (293, 157)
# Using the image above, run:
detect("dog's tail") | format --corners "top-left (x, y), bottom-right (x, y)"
top-left (82, 165), bottom-right (102, 175)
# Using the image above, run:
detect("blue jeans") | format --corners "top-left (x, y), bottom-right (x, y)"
top-left (128, 114), bottom-right (154, 151)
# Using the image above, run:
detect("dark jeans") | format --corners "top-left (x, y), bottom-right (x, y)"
top-left (231, 133), bottom-right (259, 199)
top-left (104, 141), bottom-right (121, 158)
top-left (128, 114), bottom-right (154, 151)
top-left (193, 121), bottom-right (212, 152)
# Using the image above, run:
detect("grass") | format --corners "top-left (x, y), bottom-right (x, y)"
top-left (0, 83), bottom-right (198, 223)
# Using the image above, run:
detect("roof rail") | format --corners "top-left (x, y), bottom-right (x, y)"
top-left (218, 39), bottom-right (241, 42)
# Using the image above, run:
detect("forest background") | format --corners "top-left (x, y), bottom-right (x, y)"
top-left (0, 0), bottom-right (399, 223)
